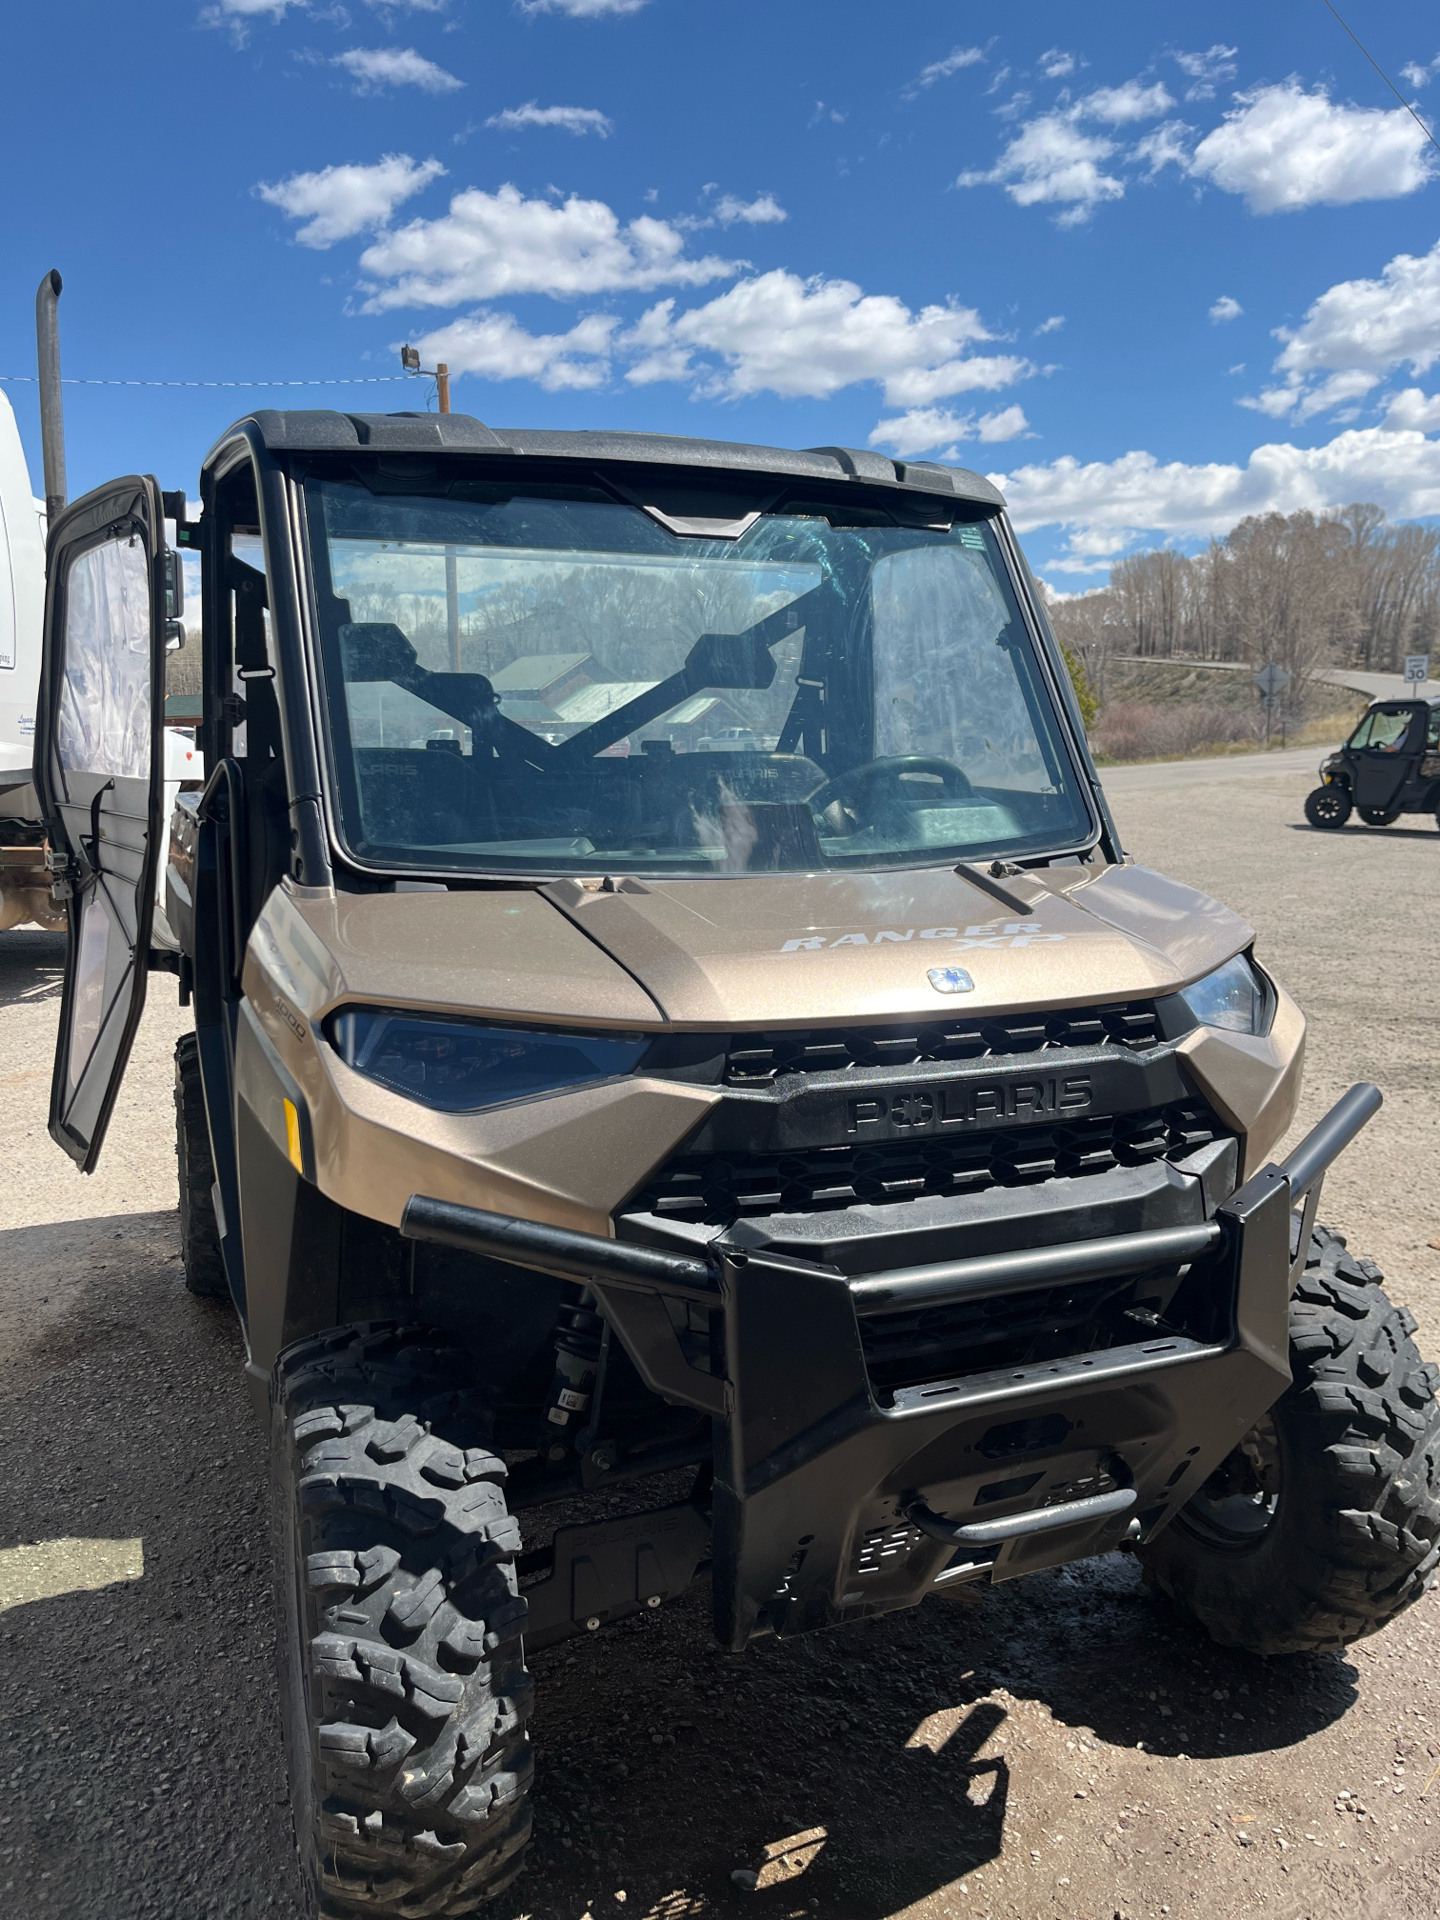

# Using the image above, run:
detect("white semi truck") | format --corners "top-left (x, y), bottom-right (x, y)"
top-left (0, 384), bottom-right (63, 930)
top-left (0, 376), bottom-right (201, 933)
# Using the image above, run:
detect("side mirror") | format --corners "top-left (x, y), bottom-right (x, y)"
top-left (684, 628), bottom-right (778, 692)
top-left (163, 548), bottom-right (184, 620)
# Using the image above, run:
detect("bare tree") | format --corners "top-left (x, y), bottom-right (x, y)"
top-left (1057, 502), bottom-right (1440, 686)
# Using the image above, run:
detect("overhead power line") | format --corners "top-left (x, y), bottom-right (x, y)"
top-left (1320, 0), bottom-right (1440, 157)
top-left (0, 373), bottom-right (413, 389)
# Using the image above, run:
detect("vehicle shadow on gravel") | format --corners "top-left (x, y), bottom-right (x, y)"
top-left (501, 1549), bottom-right (1359, 1920)
top-left (0, 1224), bottom-right (1362, 1920)
top-left (1289, 823), bottom-right (1438, 840)
top-left (0, 927), bottom-right (65, 1006)
top-left (0, 1215), bottom-right (304, 1920)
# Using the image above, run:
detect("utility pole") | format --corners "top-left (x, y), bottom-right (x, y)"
top-left (35, 269), bottom-right (65, 522)
top-left (400, 345), bottom-right (450, 413)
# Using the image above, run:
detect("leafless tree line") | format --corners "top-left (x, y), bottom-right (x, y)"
top-left (1046, 504), bottom-right (1440, 703)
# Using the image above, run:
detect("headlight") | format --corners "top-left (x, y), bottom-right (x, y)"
top-left (329, 1007), bottom-right (649, 1113)
top-left (1176, 955), bottom-right (1271, 1035)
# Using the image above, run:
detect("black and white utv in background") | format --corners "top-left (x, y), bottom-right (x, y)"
top-left (32, 415), bottom-right (1440, 1917)
top-left (1304, 693), bottom-right (1440, 830)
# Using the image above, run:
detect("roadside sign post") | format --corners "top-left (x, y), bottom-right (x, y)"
top-left (1254, 662), bottom-right (1292, 748)
top-left (1404, 653), bottom-right (1429, 687)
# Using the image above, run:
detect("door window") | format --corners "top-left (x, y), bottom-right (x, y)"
top-left (56, 536), bottom-right (153, 778)
top-left (66, 889), bottom-right (113, 1092)
top-left (1347, 707), bottom-right (1412, 753)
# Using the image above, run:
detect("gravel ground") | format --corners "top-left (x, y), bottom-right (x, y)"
top-left (1, 767), bottom-right (1437, 1920)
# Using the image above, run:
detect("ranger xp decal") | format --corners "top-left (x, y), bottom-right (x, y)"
top-left (779, 921), bottom-right (1065, 953)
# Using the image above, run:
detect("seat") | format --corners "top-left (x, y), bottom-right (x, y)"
top-left (353, 747), bottom-right (477, 847)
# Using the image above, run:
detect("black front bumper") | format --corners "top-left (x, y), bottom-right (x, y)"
top-left (401, 1085), bottom-right (1378, 1650)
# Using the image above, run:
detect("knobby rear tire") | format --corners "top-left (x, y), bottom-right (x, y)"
top-left (1140, 1225), bottom-right (1440, 1656)
top-left (174, 1032), bottom-right (229, 1299)
top-left (272, 1324), bottom-right (534, 1918)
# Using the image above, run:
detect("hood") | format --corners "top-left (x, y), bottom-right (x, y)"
top-left (265, 861), bottom-right (1252, 1033)
top-left (540, 862), bottom-right (1253, 1028)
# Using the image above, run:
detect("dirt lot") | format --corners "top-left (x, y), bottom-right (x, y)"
top-left (2, 766), bottom-right (1438, 1920)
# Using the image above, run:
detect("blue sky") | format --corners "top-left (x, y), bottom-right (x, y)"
top-left (5, 1), bottom-right (1440, 578)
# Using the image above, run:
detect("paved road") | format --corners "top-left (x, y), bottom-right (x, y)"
top-left (1110, 656), bottom-right (1434, 704)
top-left (1319, 667), bottom-right (1435, 702)
top-left (2, 764), bottom-right (1439, 1920)
top-left (1101, 741), bottom-right (1334, 793)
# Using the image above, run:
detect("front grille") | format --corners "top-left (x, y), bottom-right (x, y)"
top-left (624, 1098), bottom-right (1222, 1227)
top-left (861, 1271), bottom-right (1145, 1395)
top-left (723, 1001), bottom-right (1163, 1086)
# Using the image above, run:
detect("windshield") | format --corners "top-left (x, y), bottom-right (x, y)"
top-left (305, 475), bottom-right (1093, 877)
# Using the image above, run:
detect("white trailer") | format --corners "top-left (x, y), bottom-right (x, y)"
top-left (0, 384), bottom-right (64, 929)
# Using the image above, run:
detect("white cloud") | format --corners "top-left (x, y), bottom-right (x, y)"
top-left (1079, 80), bottom-right (1175, 124)
top-left (407, 310), bottom-right (618, 389)
top-left (993, 424), bottom-right (1440, 568)
top-left (357, 183), bottom-right (739, 308)
top-left (1385, 387), bottom-right (1440, 430)
top-left (1243, 238), bottom-right (1440, 417)
top-left (869, 404), bottom-right (1030, 458)
top-left (958, 114), bottom-right (1123, 225)
top-left (975, 403), bottom-right (1031, 441)
top-left (485, 101), bottom-right (612, 136)
top-left (1133, 120), bottom-right (1193, 177)
top-left (1209, 294), bottom-right (1243, 323)
top-left (1034, 314), bottom-right (1064, 335)
top-left (620, 272), bottom-right (1031, 404)
top-left (387, 276), bottom-right (1033, 411)
top-left (905, 45), bottom-right (986, 98)
top-left (958, 79), bottom-right (1175, 224)
top-left (1039, 49), bottom-right (1076, 81)
top-left (256, 153), bottom-right (446, 248)
top-left (334, 47), bottom-right (463, 94)
top-left (711, 192), bottom-right (786, 226)
top-left (1172, 44), bottom-right (1237, 101)
top-left (518, 0), bottom-right (649, 14)
top-left (1190, 82), bottom-right (1435, 213)
top-left (198, 0), bottom-right (296, 38)
top-left (1401, 56), bottom-right (1440, 89)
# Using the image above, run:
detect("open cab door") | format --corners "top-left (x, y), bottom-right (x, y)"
top-left (35, 477), bottom-right (167, 1170)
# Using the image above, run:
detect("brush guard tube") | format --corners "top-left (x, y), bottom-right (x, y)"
top-left (907, 1486), bottom-right (1138, 1547)
top-left (400, 1082), bottom-right (1380, 1649)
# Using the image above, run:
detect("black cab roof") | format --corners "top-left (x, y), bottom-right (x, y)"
top-left (209, 410), bottom-right (1006, 511)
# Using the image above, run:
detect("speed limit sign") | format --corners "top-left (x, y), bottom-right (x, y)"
top-left (1404, 653), bottom-right (1429, 684)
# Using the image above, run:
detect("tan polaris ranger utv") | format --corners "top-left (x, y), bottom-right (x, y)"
top-left (35, 417), bottom-right (1440, 1917)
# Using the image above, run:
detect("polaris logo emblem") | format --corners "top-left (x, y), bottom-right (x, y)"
top-left (847, 1075), bottom-right (1093, 1135)
top-left (927, 966), bottom-right (974, 994)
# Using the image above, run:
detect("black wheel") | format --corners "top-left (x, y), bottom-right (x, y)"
top-left (174, 1032), bottom-right (229, 1298)
top-left (1139, 1225), bottom-right (1440, 1655)
top-left (1303, 785), bottom-right (1352, 829)
top-left (1359, 808), bottom-right (1399, 827)
top-left (273, 1325), bottom-right (533, 1918)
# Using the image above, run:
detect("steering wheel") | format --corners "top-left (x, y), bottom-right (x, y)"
top-left (808, 755), bottom-right (973, 834)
